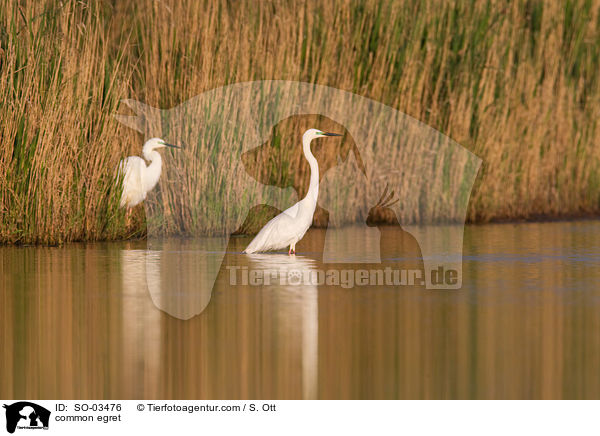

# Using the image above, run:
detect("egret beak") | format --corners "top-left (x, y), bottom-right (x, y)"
top-left (323, 132), bottom-right (342, 136)
top-left (160, 141), bottom-right (181, 148)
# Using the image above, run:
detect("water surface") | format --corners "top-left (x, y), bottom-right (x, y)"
top-left (1, 221), bottom-right (599, 399)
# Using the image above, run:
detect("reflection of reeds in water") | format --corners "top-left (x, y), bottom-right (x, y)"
top-left (2, 1), bottom-right (600, 243)
top-left (143, 239), bottom-right (225, 320)
top-left (1, 223), bottom-right (600, 398)
top-left (0, 244), bottom-right (124, 397)
top-left (461, 222), bottom-right (600, 399)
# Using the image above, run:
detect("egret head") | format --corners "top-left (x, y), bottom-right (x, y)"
top-left (142, 137), bottom-right (180, 159)
top-left (303, 128), bottom-right (343, 142)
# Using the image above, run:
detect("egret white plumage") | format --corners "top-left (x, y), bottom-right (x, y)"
top-left (117, 137), bottom-right (180, 209)
top-left (243, 128), bottom-right (342, 255)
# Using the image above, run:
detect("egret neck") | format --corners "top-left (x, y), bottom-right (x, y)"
top-left (303, 130), bottom-right (319, 205)
top-left (143, 148), bottom-right (163, 193)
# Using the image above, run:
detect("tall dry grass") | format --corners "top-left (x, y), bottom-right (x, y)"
top-left (0, 1), bottom-right (134, 243)
top-left (1, 0), bottom-right (600, 243)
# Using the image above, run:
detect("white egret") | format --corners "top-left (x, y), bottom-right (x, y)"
top-left (243, 128), bottom-right (342, 255)
top-left (117, 137), bottom-right (180, 209)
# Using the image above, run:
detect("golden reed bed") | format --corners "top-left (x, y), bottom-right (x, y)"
top-left (1, 0), bottom-right (599, 244)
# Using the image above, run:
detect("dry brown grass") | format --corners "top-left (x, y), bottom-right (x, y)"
top-left (1, 0), bottom-right (600, 243)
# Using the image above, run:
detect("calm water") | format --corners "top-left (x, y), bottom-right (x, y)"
top-left (1, 221), bottom-right (600, 399)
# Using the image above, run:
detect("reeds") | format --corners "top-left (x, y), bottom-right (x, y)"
top-left (0, 1), bottom-right (135, 243)
top-left (1, 0), bottom-right (599, 244)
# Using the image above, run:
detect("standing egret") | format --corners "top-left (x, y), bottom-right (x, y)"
top-left (243, 129), bottom-right (342, 255)
top-left (118, 137), bottom-right (180, 209)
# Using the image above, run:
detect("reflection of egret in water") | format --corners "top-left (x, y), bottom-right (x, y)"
top-left (245, 254), bottom-right (319, 399)
top-left (120, 248), bottom-right (161, 397)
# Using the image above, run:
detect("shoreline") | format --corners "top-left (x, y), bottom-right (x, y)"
top-left (3, 214), bottom-right (599, 247)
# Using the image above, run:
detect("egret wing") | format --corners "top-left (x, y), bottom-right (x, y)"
top-left (118, 156), bottom-right (146, 207)
top-left (243, 209), bottom-right (297, 253)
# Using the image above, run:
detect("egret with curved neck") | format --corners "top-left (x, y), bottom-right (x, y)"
top-left (243, 128), bottom-right (342, 255)
top-left (118, 137), bottom-right (180, 209)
